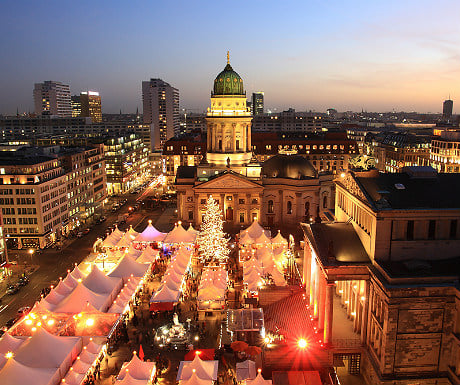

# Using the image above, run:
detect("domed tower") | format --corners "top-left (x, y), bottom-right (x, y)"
top-left (206, 52), bottom-right (253, 167)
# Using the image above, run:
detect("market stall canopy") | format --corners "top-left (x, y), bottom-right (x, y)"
top-left (108, 255), bottom-right (150, 279)
top-left (14, 327), bottom-right (81, 369)
top-left (117, 353), bottom-right (155, 381)
top-left (54, 279), bottom-right (74, 297)
top-left (0, 358), bottom-right (58, 385)
top-left (63, 369), bottom-right (86, 385)
top-left (246, 372), bottom-right (272, 385)
top-left (178, 371), bottom-right (213, 385)
top-left (240, 221), bottom-right (269, 239)
top-left (270, 267), bottom-right (287, 286)
top-left (164, 223), bottom-right (197, 244)
top-left (177, 354), bottom-right (218, 381)
top-left (254, 232), bottom-right (271, 245)
top-left (136, 246), bottom-right (158, 264)
top-left (0, 333), bottom-right (25, 354)
top-left (187, 224), bottom-right (199, 235)
top-left (126, 244), bottom-right (142, 259)
top-left (197, 285), bottom-right (225, 301)
top-left (239, 232), bottom-right (254, 245)
top-left (69, 265), bottom-right (87, 281)
top-left (82, 265), bottom-right (122, 294)
top-left (126, 225), bottom-right (139, 239)
top-left (116, 234), bottom-right (134, 248)
top-left (134, 222), bottom-right (166, 243)
top-left (150, 285), bottom-right (180, 303)
top-left (102, 235), bottom-right (119, 248)
top-left (116, 372), bottom-right (150, 385)
top-left (63, 273), bottom-right (80, 289)
top-left (271, 230), bottom-right (288, 245)
top-left (52, 283), bottom-right (110, 313)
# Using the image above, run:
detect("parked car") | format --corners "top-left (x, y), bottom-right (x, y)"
top-left (17, 306), bottom-right (31, 315)
top-left (82, 228), bottom-right (91, 235)
top-left (76, 232), bottom-right (84, 238)
top-left (6, 284), bottom-right (20, 295)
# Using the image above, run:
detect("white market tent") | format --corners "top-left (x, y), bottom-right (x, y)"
top-left (116, 372), bottom-right (150, 385)
top-left (14, 328), bottom-right (82, 376)
top-left (236, 360), bottom-right (256, 382)
top-left (108, 255), bottom-right (150, 279)
top-left (126, 244), bottom-right (142, 259)
top-left (254, 232), bottom-right (272, 245)
top-left (116, 234), bottom-right (134, 249)
top-left (187, 224), bottom-right (199, 235)
top-left (163, 223), bottom-right (197, 244)
top-left (82, 265), bottom-right (122, 295)
top-left (69, 265), bottom-right (87, 281)
top-left (271, 230), bottom-right (288, 246)
top-left (239, 232), bottom-right (254, 245)
top-left (63, 273), bottom-right (80, 289)
top-left (43, 289), bottom-right (66, 306)
top-left (134, 222), bottom-right (166, 243)
top-left (240, 221), bottom-right (270, 239)
top-left (52, 282), bottom-right (111, 313)
top-left (197, 285), bottom-right (225, 301)
top-left (117, 353), bottom-right (155, 381)
top-left (176, 354), bottom-right (218, 381)
top-left (246, 372), bottom-right (273, 385)
top-left (126, 225), bottom-right (139, 240)
top-left (136, 246), bottom-right (158, 264)
top-left (150, 285), bottom-right (180, 303)
top-left (0, 358), bottom-right (59, 385)
top-left (63, 369), bottom-right (86, 385)
top-left (54, 280), bottom-right (74, 297)
top-left (178, 371), bottom-right (213, 385)
top-left (0, 333), bottom-right (25, 354)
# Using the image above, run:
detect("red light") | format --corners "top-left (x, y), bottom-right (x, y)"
top-left (297, 338), bottom-right (308, 349)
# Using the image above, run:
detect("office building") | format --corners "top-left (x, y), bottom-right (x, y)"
top-left (252, 92), bottom-right (264, 115)
top-left (142, 78), bottom-right (179, 151)
top-left (430, 130), bottom-right (460, 172)
top-left (251, 109), bottom-right (322, 132)
top-left (71, 95), bottom-right (81, 117)
top-left (33, 81), bottom-right (72, 117)
top-left (104, 133), bottom-right (149, 195)
top-left (443, 99), bottom-right (453, 121)
top-left (80, 91), bottom-right (102, 123)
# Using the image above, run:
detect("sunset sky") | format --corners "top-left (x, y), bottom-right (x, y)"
top-left (1, 0), bottom-right (459, 114)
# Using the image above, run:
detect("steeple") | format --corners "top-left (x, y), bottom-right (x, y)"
top-left (227, 51), bottom-right (230, 65)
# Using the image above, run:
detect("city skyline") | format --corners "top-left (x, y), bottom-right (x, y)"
top-left (1, 0), bottom-right (459, 115)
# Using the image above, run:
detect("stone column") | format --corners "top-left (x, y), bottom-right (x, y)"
top-left (304, 245), bottom-right (311, 295)
top-left (247, 124), bottom-right (251, 151)
top-left (361, 280), bottom-right (370, 344)
top-left (232, 124), bottom-right (236, 152)
top-left (324, 283), bottom-right (334, 345)
top-left (318, 275), bottom-right (326, 331)
top-left (366, 283), bottom-right (374, 346)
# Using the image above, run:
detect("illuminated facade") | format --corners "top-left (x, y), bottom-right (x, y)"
top-left (33, 81), bottom-right (72, 117)
top-left (175, 55), bottom-right (335, 228)
top-left (104, 134), bottom-right (149, 195)
top-left (430, 131), bottom-right (460, 173)
top-left (303, 167), bottom-right (460, 385)
top-left (80, 91), bottom-right (102, 123)
top-left (71, 95), bottom-right (81, 117)
top-left (251, 92), bottom-right (264, 115)
top-left (142, 78), bottom-right (179, 151)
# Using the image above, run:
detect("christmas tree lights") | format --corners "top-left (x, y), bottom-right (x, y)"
top-left (197, 195), bottom-right (230, 264)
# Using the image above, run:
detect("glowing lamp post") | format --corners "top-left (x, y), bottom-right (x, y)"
top-left (297, 338), bottom-right (308, 349)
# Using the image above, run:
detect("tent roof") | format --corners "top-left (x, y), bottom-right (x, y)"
top-left (126, 225), bottom-right (139, 238)
top-left (246, 372), bottom-right (272, 385)
top-left (271, 267), bottom-right (286, 286)
top-left (134, 223), bottom-right (166, 243)
top-left (112, 227), bottom-right (124, 239)
top-left (177, 355), bottom-right (218, 381)
top-left (254, 232), bottom-right (272, 245)
top-left (0, 332), bottom-right (25, 354)
top-left (239, 232), bottom-right (254, 244)
top-left (83, 265), bottom-right (121, 294)
top-left (69, 265), bottom-right (87, 281)
top-left (126, 244), bottom-right (142, 258)
top-left (0, 358), bottom-right (57, 385)
top-left (116, 234), bottom-right (133, 248)
top-left (197, 285), bottom-right (225, 301)
top-left (71, 357), bottom-right (91, 373)
top-left (236, 360), bottom-right (256, 382)
top-left (43, 289), bottom-right (66, 305)
top-left (14, 327), bottom-right (81, 368)
top-left (52, 282), bottom-right (108, 313)
top-left (54, 279), bottom-right (74, 296)
top-left (117, 353), bottom-right (155, 381)
top-left (108, 255), bottom-right (149, 279)
top-left (102, 236), bottom-right (118, 248)
top-left (84, 340), bottom-right (103, 355)
top-left (116, 372), bottom-right (150, 385)
top-left (272, 231), bottom-right (288, 245)
top-left (241, 221), bottom-right (266, 239)
top-left (64, 369), bottom-right (86, 385)
top-left (164, 224), bottom-right (196, 244)
top-left (150, 285), bottom-right (180, 303)
top-left (187, 224), bottom-right (199, 235)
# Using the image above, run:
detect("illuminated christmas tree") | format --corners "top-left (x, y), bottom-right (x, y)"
top-left (198, 195), bottom-right (229, 264)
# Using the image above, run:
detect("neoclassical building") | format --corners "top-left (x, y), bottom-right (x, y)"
top-left (176, 56), bottom-right (334, 229)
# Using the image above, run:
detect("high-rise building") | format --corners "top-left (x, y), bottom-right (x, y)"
top-left (252, 92), bottom-right (264, 115)
top-left (142, 78), bottom-right (179, 152)
top-left (443, 98), bottom-right (453, 121)
top-left (80, 91), bottom-right (102, 123)
top-left (33, 81), bottom-right (72, 117)
top-left (71, 95), bottom-right (81, 117)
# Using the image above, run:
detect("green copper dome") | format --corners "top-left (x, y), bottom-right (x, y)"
top-left (213, 63), bottom-right (245, 96)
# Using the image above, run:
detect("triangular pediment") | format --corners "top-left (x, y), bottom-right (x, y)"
top-left (194, 172), bottom-right (262, 190)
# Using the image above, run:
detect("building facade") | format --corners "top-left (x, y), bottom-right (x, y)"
top-left (303, 167), bottom-right (460, 385)
top-left (142, 78), bottom-right (180, 151)
top-left (251, 109), bottom-right (322, 132)
top-left (104, 134), bottom-right (149, 195)
top-left (430, 130), bottom-right (460, 173)
top-left (80, 91), bottom-right (102, 123)
top-left (175, 57), bottom-right (335, 229)
top-left (251, 92), bottom-right (264, 115)
top-left (33, 81), bottom-right (72, 117)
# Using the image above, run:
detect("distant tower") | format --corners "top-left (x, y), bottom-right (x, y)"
top-left (251, 92), bottom-right (264, 115)
top-left (80, 91), bottom-right (102, 122)
top-left (443, 98), bottom-right (453, 121)
top-left (71, 95), bottom-right (81, 117)
top-left (33, 81), bottom-right (72, 117)
top-left (142, 78), bottom-right (180, 151)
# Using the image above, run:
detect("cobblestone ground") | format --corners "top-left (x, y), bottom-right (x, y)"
top-left (96, 249), bottom-right (243, 385)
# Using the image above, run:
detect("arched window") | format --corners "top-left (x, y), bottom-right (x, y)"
top-left (268, 200), bottom-right (274, 214)
top-left (218, 140), bottom-right (222, 151)
top-left (305, 201), bottom-right (310, 216)
top-left (287, 201), bottom-right (292, 214)
top-left (323, 195), bottom-right (328, 209)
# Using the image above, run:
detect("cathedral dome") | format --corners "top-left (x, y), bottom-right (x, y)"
top-left (262, 155), bottom-right (317, 179)
top-left (213, 56), bottom-right (245, 96)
